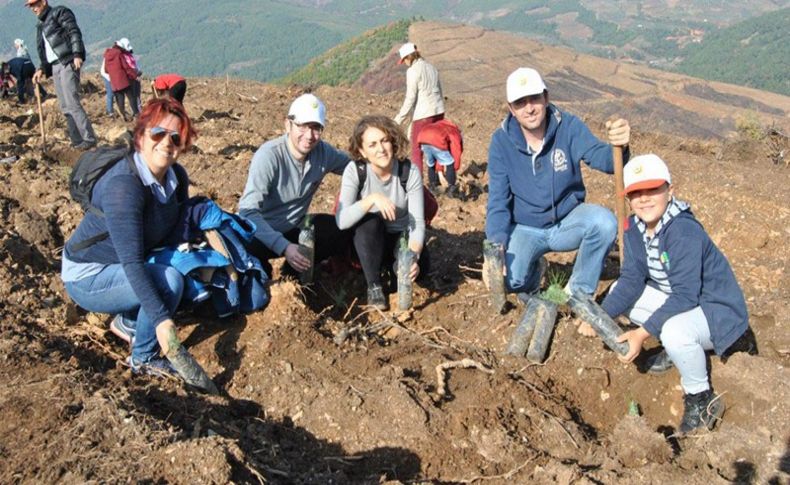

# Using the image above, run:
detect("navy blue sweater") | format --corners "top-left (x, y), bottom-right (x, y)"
top-left (486, 105), bottom-right (626, 245)
top-left (601, 210), bottom-right (748, 354)
top-left (64, 156), bottom-right (188, 326)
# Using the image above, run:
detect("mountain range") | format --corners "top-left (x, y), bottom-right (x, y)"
top-left (0, 0), bottom-right (787, 95)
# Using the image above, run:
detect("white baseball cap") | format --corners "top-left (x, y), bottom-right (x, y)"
top-left (288, 93), bottom-right (326, 127)
top-left (506, 67), bottom-right (547, 103)
top-left (398, 42), bottom-right (416, 64)
top-left (623, 154), bottom-right (672, 195)
top-left (116, 38), bottom-right (133, 51)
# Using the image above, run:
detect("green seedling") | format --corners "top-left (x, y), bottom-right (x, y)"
top-left (540, 268), bottom-right (569, 305)
top-left (627, 398), bottom-right (640, 416)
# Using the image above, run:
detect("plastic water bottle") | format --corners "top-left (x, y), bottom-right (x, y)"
top-left (297, 215), bottom-right (314, 284)
top-left (483, 240), bottom-right (506, 313)
top-left (397, 233), bottom-right (413, 311)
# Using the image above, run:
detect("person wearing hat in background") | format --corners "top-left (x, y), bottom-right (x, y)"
top-left (238, 93), bottom-right (352, 277)
top-left (27, 0), bottom-right (97, 149)
top-left (14, 38), bottom-right (30, 59)
top-left (393, 42), bottom-right (445, 172)
top-left (99, 56), bottom-right (114, 117)
top-left (485, 67), bottom-right (630, 333)
top-left (600, 153), bottom-right (756, 435)
top-left (103, 37), bottom-right (140, 121)
top-left (153, 73), bottom-right (187, 104)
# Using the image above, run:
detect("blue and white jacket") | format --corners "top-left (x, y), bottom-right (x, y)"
top-left (601, 206), bottom-right (748, 355)
top-left (148, 197), bottom-right (269, 317)
top-left (485, 105), bottom-right (626, 245)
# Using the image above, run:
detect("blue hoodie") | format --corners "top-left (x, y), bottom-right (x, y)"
top-left (485, 105), bottom-right (625, 245)
top-left (601, 208), bottom-right (748, 355)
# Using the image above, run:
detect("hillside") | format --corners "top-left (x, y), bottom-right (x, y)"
top-left (1, 34), bottom-right (789, 481)
top-left (279, 19), bottom-right (411, 87)
top-left (356, 21), bottom-right (790, 141)
top-left (2, 1), bottom-right (787, 93)
top-left (676, 8), bottom-right (790, 96)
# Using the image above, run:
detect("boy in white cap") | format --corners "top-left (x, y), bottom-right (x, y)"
top-left (239, 93), bottom-right (352, 276)
top-left (601, 154), bottom-right (755, 435)
top-left (485, 67), bottom-right (629, 334)
top-left (394, 42), bottom-right (445, 171)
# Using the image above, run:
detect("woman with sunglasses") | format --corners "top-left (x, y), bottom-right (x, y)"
top-left (61, 98), bottom-right (217, 394)
top-left (336, 115), bottom-right (428, 309)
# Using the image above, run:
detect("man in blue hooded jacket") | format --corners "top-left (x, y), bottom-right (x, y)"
top-left (485, 67), bottom-right (631, 333)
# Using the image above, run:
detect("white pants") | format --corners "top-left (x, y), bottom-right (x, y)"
top-left (623, 285), bottom-right (714, 394)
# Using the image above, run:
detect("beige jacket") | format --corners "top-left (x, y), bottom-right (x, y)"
top-left (394, 58), bottom-right (445, 125)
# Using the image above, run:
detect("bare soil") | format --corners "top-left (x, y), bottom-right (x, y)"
top-left (1, 52), bottom-right (789, 483)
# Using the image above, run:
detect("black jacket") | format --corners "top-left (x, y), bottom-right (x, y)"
top-left (35, 5), bottom-right (86, 77)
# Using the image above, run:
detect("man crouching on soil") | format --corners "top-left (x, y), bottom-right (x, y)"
top-left (238, 93), bottom-right (352, 278)
top-left (485, 67), bottom-right (630, 335)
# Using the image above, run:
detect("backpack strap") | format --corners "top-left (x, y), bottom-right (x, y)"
top-left (354, 160), bottom-right (367, 200)
top-left (397, 159), bottom-right (411, 192)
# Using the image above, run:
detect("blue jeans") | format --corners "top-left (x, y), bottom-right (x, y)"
top-left (506, 203), bottom-right (616, 295)
top-left (103, 77), bottom-right (113, 115)
top-left (65, 263), bottom-right (185, 362)
top-left (421, 144), bottom-right (454, 168)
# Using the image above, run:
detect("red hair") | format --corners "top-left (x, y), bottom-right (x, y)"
top-left (133, 98), bottom-right (197, 151)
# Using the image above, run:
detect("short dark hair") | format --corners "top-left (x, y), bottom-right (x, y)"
top-left (348, 115), bottom-right (409, 161)
top-left (133, 98), bottom-right (197, 151)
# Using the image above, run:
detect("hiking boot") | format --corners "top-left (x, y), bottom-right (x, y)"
top-left (643, 349), bottom-right (674, 375)
top-left (428, 183), bottom-right (443, 196)
top-left (166, 346), bottom-right (219, 395)
top-left (366, 283), bottom-right (388, 311)
top-left (109, 314), bottom-right (136, 346)
top-left (721, 327), bottom-right (758, 363)
top-left (127, 355), bottom-right (178, 379)
top-left (678, 389), bottom-right (724, 435)
top-left (445, 184), bottom-right (462, 200)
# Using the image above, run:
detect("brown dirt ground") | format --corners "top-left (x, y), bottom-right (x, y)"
top-left (1, 59), bottom-right (789, 483)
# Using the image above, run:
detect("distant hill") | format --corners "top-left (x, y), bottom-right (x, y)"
top-left (1, 1), bottom-right (786, 94)
top-left (675, 8), bottom-right (790, 96)
top-left (379, 21), bottom-right (790, 141)
top-left (279, 19), bottom-right (410, 87)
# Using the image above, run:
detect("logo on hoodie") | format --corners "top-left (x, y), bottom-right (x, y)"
top-left (552, 149), bottom-right (568, 172)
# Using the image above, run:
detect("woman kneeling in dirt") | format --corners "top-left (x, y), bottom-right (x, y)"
top-left (335, 115), bottom-right (428, 310)
top-left (60, 98), bottom-right (218, 394)
top-left (600, 154), bottom-right (756, 435)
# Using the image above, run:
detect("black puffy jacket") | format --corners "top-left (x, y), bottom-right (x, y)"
top-left (35, 5), bottom-right (86, 77)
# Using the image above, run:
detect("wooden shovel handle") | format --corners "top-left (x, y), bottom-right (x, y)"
top-left (613, 145), bottom-right (625, 266)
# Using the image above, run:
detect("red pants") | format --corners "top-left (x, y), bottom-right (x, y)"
top-left (410, 113), bottom-right (444, 172)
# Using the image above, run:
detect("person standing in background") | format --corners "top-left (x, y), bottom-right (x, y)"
top-left (393, 42), bottom-right (445, 172)
top-left (27, 0), bottom-right (96, 149)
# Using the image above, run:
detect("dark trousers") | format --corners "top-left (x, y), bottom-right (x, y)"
top-left (246, 213), bottom-right (351, 276)
top-left (169, 80), bottom-right (187, 104)
top-left (114, 86), bottom-right (139, 119)
top-left (428, 163), bottom-right (456, 187)
top-left (352, 213), bottom-right (429, 286)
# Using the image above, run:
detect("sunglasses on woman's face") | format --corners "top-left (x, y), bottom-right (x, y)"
top-left (149, 126), bottom-right (182, 147)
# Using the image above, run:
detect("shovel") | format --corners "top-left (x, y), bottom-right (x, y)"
top-left (34, 82), bottom-right (46, 149)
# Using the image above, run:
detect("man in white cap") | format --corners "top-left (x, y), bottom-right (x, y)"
top-left (14, 39), bottom-right (30, 59)
top-left (485, 67), bottom-right (631, 335)
top-left (26, 0), bottom-right (96, 149)
top-left (239, 93), bottom-right (352, 276)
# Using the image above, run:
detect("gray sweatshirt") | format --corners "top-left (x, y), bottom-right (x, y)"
top-left (335, 161), bottom-right (425, 247)
top-left (238, 134), bottom-right (350, 255)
